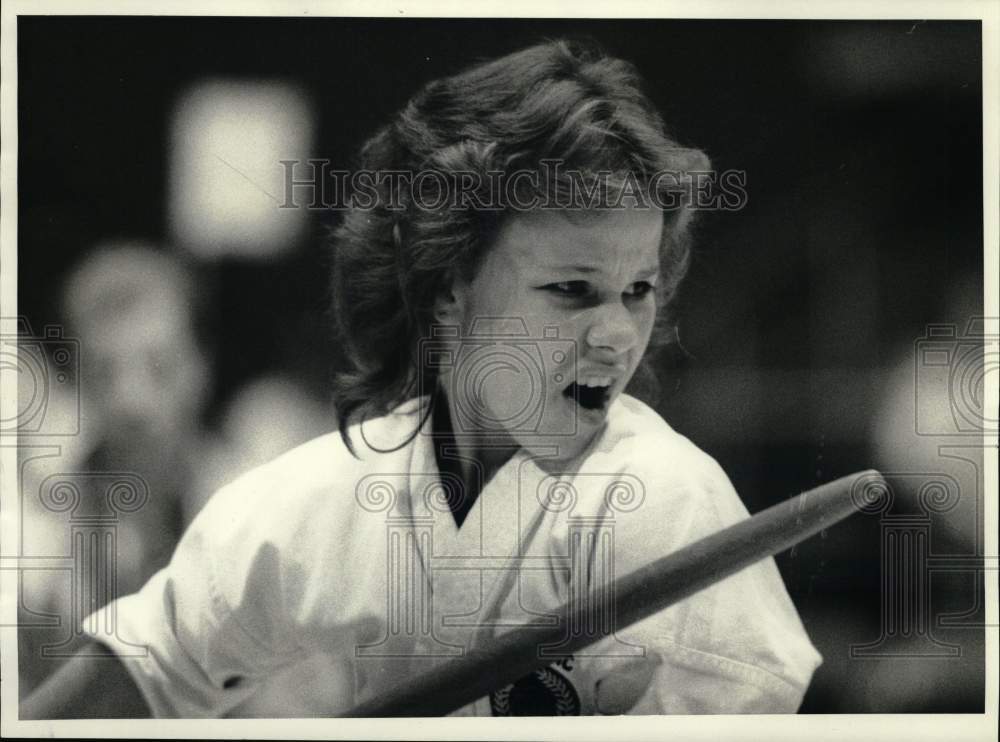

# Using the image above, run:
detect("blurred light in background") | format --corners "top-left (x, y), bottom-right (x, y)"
top-left (169, 80), bottom-right (313, 260)
top-left (872, 276), bottom-right (994, 544)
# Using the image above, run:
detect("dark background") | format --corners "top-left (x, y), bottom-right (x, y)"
top-left (17, 17), bottom-right (986, 712)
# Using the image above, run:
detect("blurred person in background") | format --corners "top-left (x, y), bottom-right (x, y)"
top-left (18, 242), bottom-right (214, 697)
top-left (62, 245), bottom-right (338, 523)
top-left (62, 242), bottom-right (214, 535)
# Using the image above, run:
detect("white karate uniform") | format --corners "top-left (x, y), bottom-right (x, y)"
top-left (84, 394), bottom-right (822, 717)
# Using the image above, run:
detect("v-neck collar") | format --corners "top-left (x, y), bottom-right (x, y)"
top-left (398, 396), bottom-right (576, 651)
top-left (431, 395), bottom-right (478, 529)
top-left (403, 395), bottom-right (547, 550)
top-left (427, 394), bottom-right (525, 532)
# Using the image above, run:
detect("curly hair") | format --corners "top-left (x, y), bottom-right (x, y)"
top-left (331, 39), bottom-right (709, 453)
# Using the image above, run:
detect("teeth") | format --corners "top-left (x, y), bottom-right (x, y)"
top-left (580, 376), bottom-right (613, 388)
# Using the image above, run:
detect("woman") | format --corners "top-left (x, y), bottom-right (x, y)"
top-left (23, 39), bottom-right (820, 718)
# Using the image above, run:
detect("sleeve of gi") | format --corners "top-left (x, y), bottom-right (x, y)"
top-left (579, 442), bottom-right (824, 714)
top-left (81, 470), bottom-right (309, 717)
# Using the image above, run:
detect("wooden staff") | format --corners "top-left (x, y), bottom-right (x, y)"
top-left (343, 469), bottom-right (883, 717)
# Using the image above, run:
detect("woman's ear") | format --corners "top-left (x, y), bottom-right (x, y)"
top-left (433, 274), bottom-right (469, 325)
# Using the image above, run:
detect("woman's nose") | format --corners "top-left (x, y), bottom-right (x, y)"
top-left (585, 302), bottom-right (639, 355)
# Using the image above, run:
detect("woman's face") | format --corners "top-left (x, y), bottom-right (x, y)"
top-left (440, 206), bottom-right (663, 463)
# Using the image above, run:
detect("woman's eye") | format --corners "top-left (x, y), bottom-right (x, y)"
top-left (625, 281), bottom-right (655, 298)
top-left (544, 281), bottom-right (589, 297)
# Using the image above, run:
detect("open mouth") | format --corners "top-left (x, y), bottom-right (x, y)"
top-left (563, 379), bottom-right (613, 411)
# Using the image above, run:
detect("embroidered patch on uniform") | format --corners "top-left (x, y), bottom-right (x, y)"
top-left (489, 666), bottom-right (580, 716)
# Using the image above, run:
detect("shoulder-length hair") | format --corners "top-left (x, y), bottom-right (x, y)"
top-left (331, 38), bottom-right (709, 454)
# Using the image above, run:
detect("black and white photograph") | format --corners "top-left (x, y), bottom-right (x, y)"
top-left (1, 1), bottom-right (996, 739)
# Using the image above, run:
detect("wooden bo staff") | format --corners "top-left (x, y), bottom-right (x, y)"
top-left (342, 469), bottom-right (884, 717)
